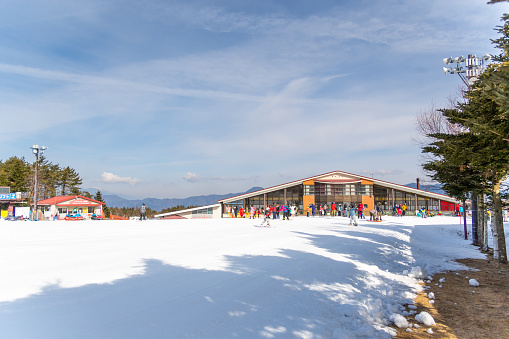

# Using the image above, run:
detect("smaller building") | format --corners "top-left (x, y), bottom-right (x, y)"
top-left (36, 196), bottom-right (105, 220)
top-left (0, 186), bottom-right (27, 218)
top-left (154, 204), bottom-right (221, 220)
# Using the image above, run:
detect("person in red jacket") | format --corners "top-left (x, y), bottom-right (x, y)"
top-left (331, 202), bottom-right (337, 216)
top-left (357, 203), bottom-right (364, 219)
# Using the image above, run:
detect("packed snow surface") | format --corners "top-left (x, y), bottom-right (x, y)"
top-left (0, 216), bottom-right (494, 338)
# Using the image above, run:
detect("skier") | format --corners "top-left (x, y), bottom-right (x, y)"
top-left (348, 205), bottom-right (358, 226)
top-left (260, 206), bottom-right (271, 227)
top-left (290, 205), bottom-right (297, 220)
top-left (250, 205), bottom-right (256, 219)
top-left (376, 202), bottom-right (383, 221)
top-left (357, 203), bottom-right (364, 219)
top-left (140, 203), bottom-right (147, 221)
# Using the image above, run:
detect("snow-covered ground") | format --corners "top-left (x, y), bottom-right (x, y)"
top-left (0, 216), bottom-right (503, 338)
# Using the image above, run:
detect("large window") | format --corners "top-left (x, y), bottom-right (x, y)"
top-left (303, 185), bottom-right (314, 195)
top-left (374, 186), bottom-right (389, 210)
top-left (192, 207), bottom-right (214, 218)
top-left (361, 185), bottom-right (373, 196)
top-left (313, 183), bottom-right (363, 207)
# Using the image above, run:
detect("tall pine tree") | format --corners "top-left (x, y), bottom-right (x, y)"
top-left (94, 190), bottom-right (110, 218)
top-left (59, 166), bottom-right (83, 196)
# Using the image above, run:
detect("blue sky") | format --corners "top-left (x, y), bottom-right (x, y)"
top-left (0, 0), bottom-right (507, 199)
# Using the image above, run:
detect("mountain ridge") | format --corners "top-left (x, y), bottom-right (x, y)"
top-left (86, 182), bottom-right (445, 211)
top-left (85, 187), bottom-right (264, 211)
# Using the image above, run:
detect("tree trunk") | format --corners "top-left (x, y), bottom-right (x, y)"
top-left (477, 194), bottom-right (485, 250)
top-left (463, 201), bottom-right (468, 240)
top-left (484, 196), bottom-right (489, 252)
top-left (493, 181), bottom-right (507, 263)
top-left (471, 195), bottom-right (478, 245)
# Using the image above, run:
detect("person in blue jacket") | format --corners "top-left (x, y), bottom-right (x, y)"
top-left (140, 203), bottom-right (147, 221)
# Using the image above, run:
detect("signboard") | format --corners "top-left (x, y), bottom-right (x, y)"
top-left (57, 198), bottom-right (100, 206)
top-left (0, 193), bottom-right (16, 200)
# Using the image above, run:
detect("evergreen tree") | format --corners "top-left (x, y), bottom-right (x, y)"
top-left (422, 2), bottom-right (509, 263)
top-left (94, 190), bottom-right (110, 218)
top-left (0, 157), bottom-right (31, 193)
top-left (37, 157), bottom-right (61, 199)
top-left (59, 166), bottom-right (83, 195)
top-left (81, 191), bottom-right (93, 198)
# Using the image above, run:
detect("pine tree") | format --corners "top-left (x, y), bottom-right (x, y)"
top-left (38, 157), bottom-right (61, 199)
top-left (422, 2), bottom-right (509, 263)
top-left (94, 190), bottom-right (110, 218)
top-left (59, 166), bottom-right (83, 196)
top-left (0, 157), bottom-right (31, 192)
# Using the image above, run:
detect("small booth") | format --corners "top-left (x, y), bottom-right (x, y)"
top-left (0, 187), bottom-right (28, 218)
top-left (36, 196), bottom-right (105, 220)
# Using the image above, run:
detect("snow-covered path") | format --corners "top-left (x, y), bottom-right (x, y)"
top-left (0, 216), bottom-right (488, 338)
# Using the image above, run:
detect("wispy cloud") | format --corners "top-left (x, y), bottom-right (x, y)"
top-left (1, 0), bottom-right (503, 198)
top-left (361, 169), bottom-right (404, 177)
top-left (183, 172), bottom-right (258, 183)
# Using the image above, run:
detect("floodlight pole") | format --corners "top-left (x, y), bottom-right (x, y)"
top-left (442, 54), bottom-right (490, 242)
top-left (31, 145), bottom-right (48, 220)
top-left (443, 54), bottom-right (491, 87)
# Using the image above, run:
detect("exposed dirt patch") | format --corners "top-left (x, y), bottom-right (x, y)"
top-left (395, 254), bottom-right (509, 338)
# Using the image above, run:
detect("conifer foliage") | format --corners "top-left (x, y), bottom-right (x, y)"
top-left (421, 1), bottom-right (509, 263)
top-left (93, 190), bottom-right (110, 218)
top-left (0, 155), bottom-right (83, 202)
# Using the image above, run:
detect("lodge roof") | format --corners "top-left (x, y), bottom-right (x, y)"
top-left (219, 170), bottom-right (458, 204)
top-left (36, 195), bottom-right (105, 206)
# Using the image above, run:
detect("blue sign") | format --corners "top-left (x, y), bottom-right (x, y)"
top-left (0, 193), bottom-right (16, 200)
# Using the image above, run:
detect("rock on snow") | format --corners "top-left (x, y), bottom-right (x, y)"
top-left (408, 266), bottom-right (428, 279)
top-left (390, 314), bottom-right (409, 328)
top-left (469, 278), bottom-right (480, 287)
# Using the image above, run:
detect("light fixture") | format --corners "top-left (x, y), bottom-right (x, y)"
top-left (442, 54), bottom-right (490, 87)
top-left (443, 57), bottom-right (453, 65)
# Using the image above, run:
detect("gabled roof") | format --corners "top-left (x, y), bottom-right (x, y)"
top-left (219, 170), bottom-right (458, 203)
top-left (154, 204), bottom-right (220, 219)
top-left (36, 195), bottom-right (105, 206)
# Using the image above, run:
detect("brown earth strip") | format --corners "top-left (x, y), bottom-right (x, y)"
top-left (394, 254), bottom-right (509, 338)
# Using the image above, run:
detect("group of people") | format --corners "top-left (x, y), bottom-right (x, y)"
top-left (392, 203), bottom-right (407, 217)
top-left (306, 202), bottom-right (366, 219)
top-left (226, 204), bottom-right (298, 220)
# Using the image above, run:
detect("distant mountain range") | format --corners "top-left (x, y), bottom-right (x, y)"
top-left (404, 183), bottom-right (445, 194)
top-left (84, 187), bottom-right (263, 211)
top-left (85, 182), bottom-right (445, 211)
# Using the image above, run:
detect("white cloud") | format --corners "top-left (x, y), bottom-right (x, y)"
top-left (101, 172), bottom-right (140, 185)
top-left (183, 172), bottom-right (199, 182)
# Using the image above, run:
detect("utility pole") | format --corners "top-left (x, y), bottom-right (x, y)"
top-left (30, 145), bottom-right (48, 220)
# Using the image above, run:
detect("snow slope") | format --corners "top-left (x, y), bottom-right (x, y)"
top-left (0, 216), bottom-right (493, 338)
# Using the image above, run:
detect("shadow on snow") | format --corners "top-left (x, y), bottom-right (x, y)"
top-left (0, 225), bottom-right (418, 339)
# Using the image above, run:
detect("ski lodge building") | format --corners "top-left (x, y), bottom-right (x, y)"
top-left (155, 170), bottom-right (458, 219)
top-left (35, 195), bottom-right (105, 220)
